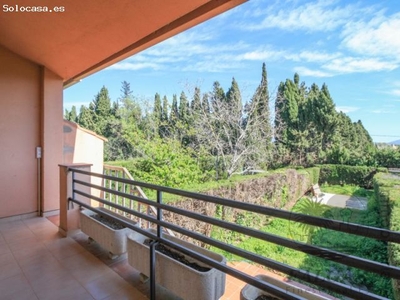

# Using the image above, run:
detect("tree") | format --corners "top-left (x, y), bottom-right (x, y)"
top-left (202, 93), bottom-right (210, 115)
top-left (210, 81), bottom-right (225, 113)
top-left (120, 80), bottom-right (132, 100)
top-left (159, 95), bottom-right (169, 138)
top-left (191, 87), bottom-right (202, 114)
top-left (194, 81), bottom-right (273, 178)
top-left (65, 105), bottom-right (78, 122)
top-left (247, 63), bottom-right (272, 165)
top-left (93, 86), bottom-right (111, 118)
top-left (153, 93), bottom-right (162, 122)
top-left (169, 94), bottom-right (179, 129)
top-left (78, 105), bottom-right (96, 132)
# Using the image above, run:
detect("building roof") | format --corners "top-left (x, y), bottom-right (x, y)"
top-left (0, 0), bottom-right (246, 86)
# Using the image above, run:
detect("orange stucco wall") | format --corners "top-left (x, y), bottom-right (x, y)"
top-left (63, 120), bottom-right (105, 202)
top-left (0, 45), bottom-right (64, 219)
top-left (63, 120), bottom-right (105, 174)
top-left (0, 45), bottom-right (40, 218)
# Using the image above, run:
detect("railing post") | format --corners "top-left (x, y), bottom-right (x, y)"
top-left (149, 240), bottom-right (158, 300)
top-left (157, 190), bottom-right (162, 238)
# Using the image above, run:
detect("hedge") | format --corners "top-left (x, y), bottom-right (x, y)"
top-left (374, 173), bottom-right (400, 299)
top-left (304, 167), bottom-right (320, 185)
top-left (317, 164), bottom-right (386, 188)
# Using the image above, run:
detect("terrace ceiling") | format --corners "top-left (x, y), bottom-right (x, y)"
top-left (0, 0), bottom-right (246, 86)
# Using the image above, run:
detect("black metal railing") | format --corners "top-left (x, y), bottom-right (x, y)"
top-left (68, 168), bottom-right (400, 300)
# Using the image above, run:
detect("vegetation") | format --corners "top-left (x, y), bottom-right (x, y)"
top-left (374, 173), bottom-right (400, 299)
top-left (65, 64), bottom-right (400, 180)
top-left (211, 193), bottom-right (393, 299)
top-left (64, 63), bottom-right (400, 297)
top-left (318, 164), bottom-right (386, 188)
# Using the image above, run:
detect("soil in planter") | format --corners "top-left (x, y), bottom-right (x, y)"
top-left (144, 239), bottom-right (211, 272)
top-left (256, 295), bottom-right (280, 300)
top-left (91, 214), bottom-right (125, 230)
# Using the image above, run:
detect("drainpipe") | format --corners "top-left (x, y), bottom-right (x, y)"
top-left (36, 146), bottom-right (42, 216)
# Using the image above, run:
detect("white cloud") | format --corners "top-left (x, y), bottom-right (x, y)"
top-left (108, 62), bottom-right (162, 71)
top-left (241, 48), bottom-right (286, 61)
top-left (243, 0), bottom-right (355, 32)
top-left (295, 51), bottom-right (341, 63)
top-left (293, 66), bottom-right (333, 78)
top-left (390, 89), bottom-right (400, 97)
top-left (241, 48), bottom-right (341, 64)
top-left (371, 109), bottom-right (396, 114)
top-left (322, 57), bottom-right (398, 73)
top-left (336, 106), bottom-right (360, 113)
top-left (341, 12), bottom-right (400, 59)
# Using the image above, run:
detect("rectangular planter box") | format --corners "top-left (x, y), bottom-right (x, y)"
top-left (127, 229), bottom-right (226, 300)
top-left (240, 274), bottom-right (331, 300)
top-left (80, 208), bottom-right (139, 256)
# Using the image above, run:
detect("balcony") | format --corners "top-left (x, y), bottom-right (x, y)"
top-left (1, 214), bottom-right (339, 300)
top-left (51, 165), bottom-right (400, 299)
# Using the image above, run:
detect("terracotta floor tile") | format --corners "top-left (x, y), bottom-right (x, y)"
top-left (0, 252), bottom-right (16, 266)
top-left (102, 285), bottom-right (148, 300)
top-left (0, 273), bottom-right (33, 298)
top-left (83, 270), bottom-right (131, 300)
top-left (35, 279), bottom-right (94, 300)
top-left (0, 260), bottom-right (22, 281)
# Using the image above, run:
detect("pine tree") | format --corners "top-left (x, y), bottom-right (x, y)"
top-left (93, 86), bottom-right (111, 118)
top-left (78, 105), bottom-right (96, 131)
top-left (66, 105), bottom-right (78, 122)
top-left (120, 80), bottom-right (132, 100)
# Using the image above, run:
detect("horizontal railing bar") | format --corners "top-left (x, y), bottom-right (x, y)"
top-left (71, 168), bottom-right (400, 244)
top-left (69, 198), bottom-right (305, 300)
top-left (74, 179), bottom-right (400, 279)
top-left (71, 191), bottom-right (388, 300)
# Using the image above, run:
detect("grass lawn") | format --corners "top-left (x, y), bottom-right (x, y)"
top-left (210, 192), bottom-right (393, 299)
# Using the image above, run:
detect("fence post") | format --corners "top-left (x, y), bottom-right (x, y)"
top-left (157, 190), bottom-right (162, 238)
top-left (149, 240), bottom-right (158, 300)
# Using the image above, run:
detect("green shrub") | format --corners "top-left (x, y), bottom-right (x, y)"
top-left (374, 173), bottom-right (400, 299)
top-left (304, 167), bottom-right (320, 184)
top-left (317, 164), bottom-right (380, 188)
top-left (108, 139), bottom-right (207, 187)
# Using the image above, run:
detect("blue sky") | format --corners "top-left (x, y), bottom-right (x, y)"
top-left (64, 0), bottom-right (400, 143)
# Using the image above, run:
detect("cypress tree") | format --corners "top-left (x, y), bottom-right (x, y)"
top-left (210, 81), bottom-right (225, 112)
top-left (226, 77), bottom-right (242, 117)
top-left (179, 91), bottom-right (189, 125)
top-left (191, 87), bottom-right (202, 115)
top-left (153, 93), bottom-right (162, 122)
top-left (202, 93), bottom-right (210, 115)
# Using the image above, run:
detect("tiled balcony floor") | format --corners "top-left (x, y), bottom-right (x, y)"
top-left (0, 216), bottom-right (147, 300)
top-left (1, 216), bottom-right (335, 300)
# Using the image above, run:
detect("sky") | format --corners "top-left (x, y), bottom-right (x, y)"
top-left (64, 0), bottom-right (400, 143)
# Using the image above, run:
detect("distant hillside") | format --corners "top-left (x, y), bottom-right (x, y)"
top-left (390, 139), bottom-right (400, 145)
